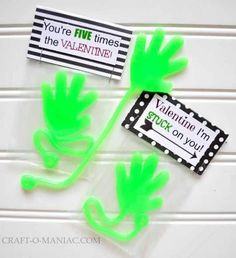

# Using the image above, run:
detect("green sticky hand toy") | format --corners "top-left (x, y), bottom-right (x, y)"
top-left (131, 29), bottom-right (187, 93)
top-left (83, 152), bottom-right (169, 241)
top-left (21, 28), bottom-right (187, 191)
top-left (33, 72), bottom-right (97, 169)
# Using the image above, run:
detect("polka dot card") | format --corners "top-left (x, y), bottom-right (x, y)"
top-left (122, 92), bottom-right (228, 175)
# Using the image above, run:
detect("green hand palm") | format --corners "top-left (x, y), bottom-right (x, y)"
top-left (131, 29), bottom-right (188, 93)
top-left (116, 152), bottom-right (169, 223)
top-left (42, 71), bottom-right (97, 139)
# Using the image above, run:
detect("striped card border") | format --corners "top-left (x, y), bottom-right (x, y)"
top-left (27, 6), bottom-right (133, 80)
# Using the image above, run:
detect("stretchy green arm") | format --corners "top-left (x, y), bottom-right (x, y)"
top-left (21, 28), bottom-right (187, 191)
top-left (83, 153), bottom-right (169, 241)
top-left (33, 128), bottom-right (94, 168)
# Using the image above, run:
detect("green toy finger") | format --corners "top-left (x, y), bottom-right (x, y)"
top-left (132, 33), bottom-right (146, 59)
top-left (129, 152), bottom-right (143, 181)
top-left (166, 58), bottom-right (188, 77)
top-left (55, 71), bottom-right (67, 103)
top-left (130, 33), bottom-right (146, 89)
top-left (68, 73), bottom-right (84, 102)
top-left (116, 162), bottom-right (128, 192)
top-left (77, 92), bottom-right (98, 113)
top-left (116, 162), bottom-right (129, 210)
top-left (147, 29), bottom-right (164, 56)
top-left (142, 153), bottom-right (159, 181)
top-left (147, 170), bottom-right (170, 194)
top-left (161, 36), bottom-right (184, 60)
top-left (146, 197), bottom-right (163, 211)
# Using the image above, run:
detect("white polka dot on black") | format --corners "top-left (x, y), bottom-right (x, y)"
top-left (219, 137), bottom-right (224, 142)
top-left (164, 149), bottom-right (169, 154)
top-left (177, 158), bottom-right (182, 163)
top-left (209, 152), bottom-right (214, 157)
top-left (199, 166), bottom-right (204, 172)
top-left (138, 133), bottom-right (143, 138)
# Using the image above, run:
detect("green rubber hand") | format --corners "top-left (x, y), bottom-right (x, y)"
top-left (33, 72), bottom-right (97, 169)
top-left (43, 71), bottom-right (97, 138)
top-left (131, 29), bottom-right (188, 94)
top-left (21, 28), bottom-right (186, 191)
top-left (83, 152), bottom-right (169, 241)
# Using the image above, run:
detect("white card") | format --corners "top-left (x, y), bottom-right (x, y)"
top-left (122, 92), bottom-right (229, 174)
top-left (27, 6), bottom-right (133, 80)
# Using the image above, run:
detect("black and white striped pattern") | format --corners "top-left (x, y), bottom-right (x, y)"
top-left (27, 6), bottom-right (133, 80)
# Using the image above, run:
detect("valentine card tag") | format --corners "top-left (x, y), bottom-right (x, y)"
top-left (27, 6), bottom-right (133, 79)
top-left (122, 92), bottom-right (229, 174)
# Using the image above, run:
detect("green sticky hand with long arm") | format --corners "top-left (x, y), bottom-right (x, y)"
top-left (33, 72), bottom-right (97, 169)
top-left (21, 28), bottom-right (187, 191)
top-left (83, 152), bottom-right (169, 241)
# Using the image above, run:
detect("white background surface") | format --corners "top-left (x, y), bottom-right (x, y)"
top-left (0, 0), bottom-right (235, 257)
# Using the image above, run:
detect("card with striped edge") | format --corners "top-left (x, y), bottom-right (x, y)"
top-left (27, 5), bottom-right (133, 80)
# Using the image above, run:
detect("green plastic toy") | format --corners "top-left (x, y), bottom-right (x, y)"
top-left (33, 72), bottom-right (97, 169)
top-left (21, 28), bottom-right (187, 191)
top-left (83, 152), bottom-right (169, 241)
